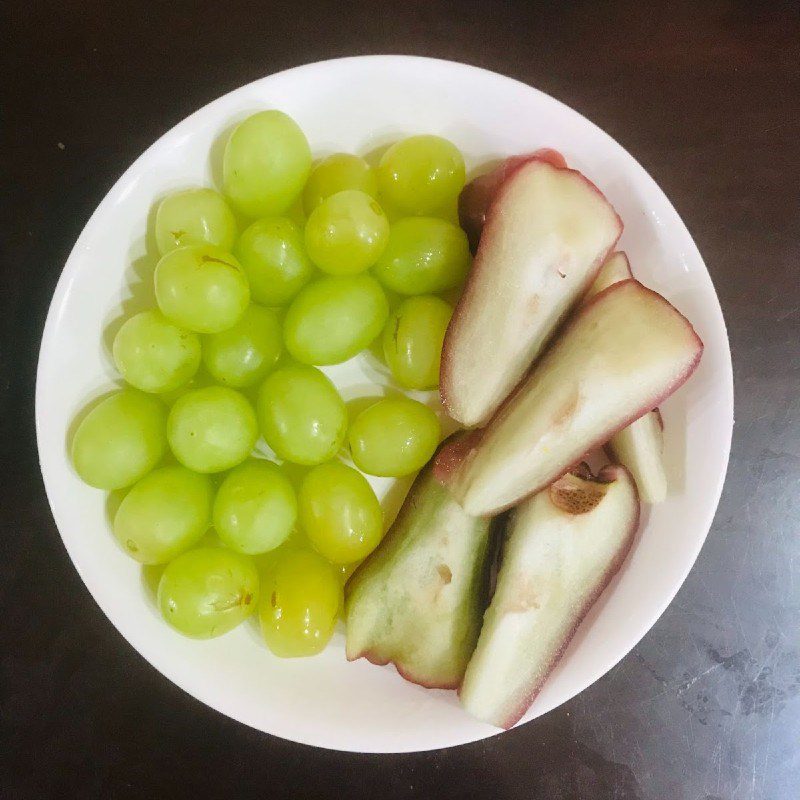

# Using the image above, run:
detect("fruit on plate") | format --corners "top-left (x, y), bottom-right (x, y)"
top-left (260, 547), bottom-right (342, 657)
top-left (223, 110), bottom-right (312, 218)
top-left (65, 103), bottom-right (707, 678)
top-left (458, 148), bottom-right (568, 250)
top-left (459, 463), bottom-right (639, 728)
top-left (373, 217), bottom-right (470, 295)
top-left (298, 461), bottom-right (383, 564)
top-left (154, 244), bottom-right (250, 334)
top-left (113, 465), bottom-right (213, 564)
top-left (213, 460), bottom-right (297, 554)
top-left (583, 250), bottom-right (633, 301)
top-left (440, 157), bottom-right (623, 427)
top-left (154, 188), bottom-right (237, 255)
top-left (436, 280), bottom-right (703, 515)
top-left (303, 153), bottom-right (378, 214)
top-left (283, 274), bottom-right (389, 365)
top-left (304, 189), bottom-right (389, 275)
top-left (113, 310), bottom-right (201, 394)
top-left (582, 252), bottom-right (668, 503)
top-left (202, 304), bottom-right (282, 388)
top-left (235, 217), bottom-right (315, 306)
top-left (377, 135), bottom-right (466, 216)
top-left (382, 295), bottom-right (453, 390)
top-left (606, 409), bottom-right (667, 504)
top-left (257, 364), bottom-right (347, 465)
top-left (71, 390), bottom-right (167, 490)
top-left (348, 396), bottom-right (440, 477)
top-left (345, 459), bottom-right (493, 688)
top-left (158, 547), bottom-right (260, 638)
top-left (167, 386), bottom-right (258, 473)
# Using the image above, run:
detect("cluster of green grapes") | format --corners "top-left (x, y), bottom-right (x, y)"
top-left (70, 110), bottom-right (469, 656)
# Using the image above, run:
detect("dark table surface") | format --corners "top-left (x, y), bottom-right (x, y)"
top-left (3, 1), bottom-right (799, 798)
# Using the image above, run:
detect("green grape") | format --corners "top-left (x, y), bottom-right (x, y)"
top-left (303, 153), bottom-right (378, 215)
top-left (213, 460), bottom-right (297, 555)
top-left (257, 364), bottom-right (346, 465)
top-left (259, 548), bottom-right (341, 657)
top-left (304, 190), bottom-right (389, 275)
top-left (113, 310), bottom-right (200, 394)
top-left (254, 523), bottom-right (309, 574)
top-left (167, 386), bottom-right (257, 473)
top-left (202, 304), bottom-right (282, 388)
top-left (236, 217), bottom-right (315, 306)
top-left (373, 217), bottom-right (470, 295)
top-left (284, 275), bottom-right (389, 365)
top-left (349, 397), bottom-right (440, 477)
top-left (71, 390), bottom-right (166, 490)
top-left (382, 295), bottom-right (452, 390)
top-left (158, 547), bottom-right (259, 638)
top-left (155, 188), bottom-right (237, 255)
top-left (113, 465), bottom-right (213, 564)
top-left (223, 110), bottom-right (312, 218)
top-left (285, 198), bottom-right (307, 227)
top-left (154, 244), bottom-right (250, 334)
top-left (338, 560), bottom-right (361, 583)
top-left (299, 462), bottom-right (383, 564)
top-left (378, 135), bottom-right (466, 215)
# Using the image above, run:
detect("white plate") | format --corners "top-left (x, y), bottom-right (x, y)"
top-left (36, 56), bottom-right (733, 753)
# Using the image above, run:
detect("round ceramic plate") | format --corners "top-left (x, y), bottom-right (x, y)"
top-left (36, 56), bottom-right (733, 753)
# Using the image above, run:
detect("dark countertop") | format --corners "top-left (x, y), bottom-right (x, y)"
top-left (3, 2), bottom-right (799, 798)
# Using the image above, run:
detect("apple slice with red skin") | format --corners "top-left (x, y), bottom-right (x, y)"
top-left (441, 157), bottom-right (623, 428)
top-left (584, 252), bottom-right (668, 503)
top-left (459, 463), bottom-right (639, 729)
top-left (458, 149), bottom-right (568, 250)
top-left (605, 408), bottom-right (667, 503)
top-left (583, 250), bottom-right (633, 301)
top-left (344, 457), bottom-right (494, 689)
top-left (436, 279), bottom-right (702, 516)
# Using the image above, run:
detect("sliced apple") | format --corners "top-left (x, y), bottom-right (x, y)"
top-left (344, 459), bottom-right (494, 689)
top-left (458, 149), bottom-right (568, 250)
top-left (436, 279), bottom-right (702, 515)
top-left (441, 158), bottom-right (623, 428)
top-left (582, 252), bottom-right (668, 503)
top-left (460, 463), bottom-right (639, 729)
top-left (606, 409), bottom-right (667, 503)
top-left (583, 251), bottom-right (633, 301)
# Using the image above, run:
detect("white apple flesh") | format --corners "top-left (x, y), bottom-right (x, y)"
top-left (344, 460), bottom-right (493, 689)
top-left (584, 252), bottom-right (669, 503)
top-left (459, 464), bottom-right (639, 729)
top-left (583, 250), bottom-right (633, 301)
top-left (441, 158), bottom-right (623, 428)
top-left (458, 149), bottom-right (568, 250)
top-left (436, 279), bottom-right (702, 516)
top-left (606, 409), bottom-right (667, 503)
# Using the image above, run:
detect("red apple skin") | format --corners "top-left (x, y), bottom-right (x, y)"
top-left (587, 256), bottom-right (669, 504)
top-left (489, 464), bottom-right (640, 729)
top-left (531, 148), bottom-right (568, 170)
top-left (438, 280), bottom-right (703, 515)
top-left (432, 429), bottom-right (483, 487)
top-left (354, 650), bottom-right (462, 691)
top-left (458, 149), bottom-right (568, 251)
top-left (442, 160), bottom-right (624, 429)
